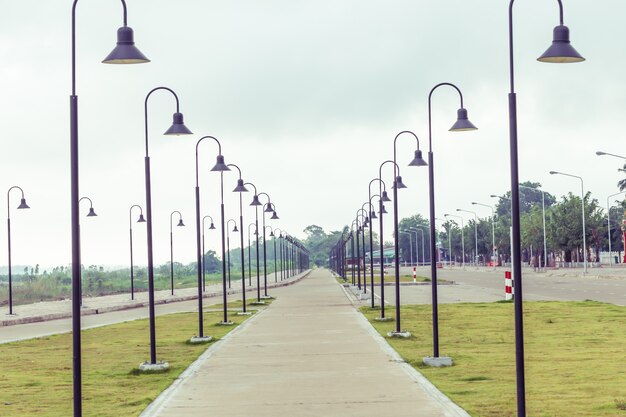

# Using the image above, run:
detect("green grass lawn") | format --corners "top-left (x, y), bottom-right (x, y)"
top-left (0, 308), bottom-right (254, 417)
top-left (361, 301), bottom-right (626, 417)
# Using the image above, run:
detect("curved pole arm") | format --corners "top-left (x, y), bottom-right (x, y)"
top-left (129, 204), bottom-right (143, 227)
top-left (78, 196), bottom-right (93, 208)
top-left (227, 163), bottom-right (242, 179)
top-left (258, 192), bottom-right (271, 204)
top-left (227, 218), bottom-right (237, 231)
top-left (144, 87), bottom-right (181, 157)
top-left (244, 182), bottom-right (258, 195)
top-left (170, 210), bottom-right (183, 233)
top-left (428, 82), bottom-right (464, 151)
top-left (7, 186), bottom-right (26, 217)
top-left (195, 136), bottom-right (223, 186)
top-left (393, 130), bottom-right (422, 174)
top-left (379, 160), bottom-right (401, 184)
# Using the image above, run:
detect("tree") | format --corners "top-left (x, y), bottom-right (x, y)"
top-left (618, 163), bottom-right (626, 191)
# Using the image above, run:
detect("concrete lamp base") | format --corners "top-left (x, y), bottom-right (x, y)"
top-left (358, 293), bottom-right (371, 300)
top-left (189, 336), bottom-right (213, 344)
top-left (217, 321), bottom-right (234, 326)
top-left (236, 311), bottom-right (253, 316)
top-left (260, 295), bottom-right (274, 300)
top-left (387, 330), bottom-right (412, 338)
top-left (374, 317), bottom-right (394, 322)
top-left (138, 361), bottom-right (170, 373)
top-left (423, 356), bottom-right (453, 367)
top-left (249, 301), bottom-right (266, 306)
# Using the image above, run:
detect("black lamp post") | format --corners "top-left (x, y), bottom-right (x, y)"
top-left (195, 135), bottom-right (230, 332)
top-left (169, 211), bottom-right (185, 295)
top-left (201, 215), bottom-right (216, 292)
top-left (375, 170), bottom-right (393, 319)
top-left (228, 164), bottom-right (249, 313)
top-left (359, 205), bottom-right (370, 295)
top-left (142, 86), bottom-right (192, 368)
top-left (368, 177), bottom-right (387, 309)
top-left (266, 226), bottom-right (278, 282)
top-left (226, 219), bottom-right (238, 289)
top-left (275, 228), bottom-right (284, 281)
top-left (129, 204), bottom-right (146, 301)
top-left (248, 222), bottom-right (257, 287)
top-left (427, 82), bottom-right (477, 359)
top-left (70, 2), bottom-right (148, 413)
top-left (245, 183), bottom-right (262, 301)
top-left (6, 186), bottom-right (30, 315)
top-left (508, 2), bottom-right (584, 414)
top-left (258, 194), bottom-right (273, 298)
top-left (78, 196), bottom-right (98, 308)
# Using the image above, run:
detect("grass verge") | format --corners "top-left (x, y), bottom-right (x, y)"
top-left (0, 309), bottom-right (252, 416)
top-left (361, 301), bottom-right (626, 417)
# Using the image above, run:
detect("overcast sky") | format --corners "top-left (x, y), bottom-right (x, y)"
top-left (0, 0), bottom-right (624, 269)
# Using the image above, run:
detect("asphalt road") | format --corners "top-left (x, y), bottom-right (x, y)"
top-left (363, 266), bottom-right (626, 306)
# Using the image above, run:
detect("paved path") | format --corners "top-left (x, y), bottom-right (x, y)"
top-left (141, 268), bottom-right (467, 417)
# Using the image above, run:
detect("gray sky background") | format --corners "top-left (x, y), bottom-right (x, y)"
top-left (0, 0), bottom-right (624, 269)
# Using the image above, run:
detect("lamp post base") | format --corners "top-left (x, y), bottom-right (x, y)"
top-left (423, 356), bottom-right (453, 367)
top-left (138, 361), bottom-right (170, 372)
top-left (236, 311), bottom-right (253, 316)
top-left (387, 330), bottom-right (411, 338)
top-left (374, 316), bottom-right (394, 322)
top-left (249, 301), bottom-right (267, 306)
top-left (189, 336), bottom-right (213, 344)
top-left (260, 295), bottom-right (274, 300)
top-left (217, 321), bottom-right (234, 326)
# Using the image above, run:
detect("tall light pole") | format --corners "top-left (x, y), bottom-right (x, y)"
top-left (519, 185), bottom-right (548, 269)
top-left (508, 3), bottom-right (584, 414)
top-left (246, 184), bottom-right (262, 301)
top-left (606, 191), bottom-right (626, 266)
top-left (228, 164), bottom-right (249, 312)
top-left (401, 230), bottom-right (414, 266)
top-left (550, 171), bottom-right (587, 273)
top-left (142, 86), bottom-right (192, 369)
top-left (226, 219), bottom-right (238, 289)
top-left (427, 83), bottom-right (477, 361)
top-left (409, 227), bottom-right (426, 266)
top-left (472, 202), bottom-right (496, 270)
top-left (129, 204), bottom-right (146, 300)
top-left (247, 222), bottom-right (257, 287)
top-left (275, 228), bottom-right (285, 281)
top-left (169, 211), bottom-right (185, 295)
top-left (195, 136), bottom-right (229, 335)
top-left (390, 130), bottom-right (428, 335)
top-left (78, 196), bottom-right (98, 308)
top-left (201, 215), bottom-right (216, 292)
top-left (70, 2), bottom-right (149, 412)
top-left (376, 165), bottom-right (394, 319)
top-left (457, 209), bottom-right (478, 266)
top-left (436, 217), bottom-right (452, 266)
top-left (444, 214), bottom-right (465, 267)
top-left (6, 186), bottom-right (30, 315)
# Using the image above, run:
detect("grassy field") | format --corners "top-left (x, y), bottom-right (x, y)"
top-left (0, 306), bottom-right (258, 417)
top-left (361, 301), bottom-right (626, 417)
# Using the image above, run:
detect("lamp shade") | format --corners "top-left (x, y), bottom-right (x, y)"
top-left (177, 219), bottom-right (185, 227)
top-left (380, 204), bottom-right (388, 214)
top-left (102, 26), bottom-right (150, 64)
top-left (449, 108), bottom-right (478, 131)
top-left (264, 204), bottom-right (274, 213)
top-left (381, 190), bottom-right (392, 202)
top-left (233, 225), bottom-right (239, 232)
top-left (209, 222), bottom-right (216, 230)
top-left (137, 214), bottom-right (146, 223)
top-left (370, 210), bottom-right (378, 220)
top-left (250, 194), bottom-right (262, 206)
top-left (210, 155), bottom-right (230, 172)
top-left (87, 207), bottom-right (97, 217)
top-left (17, 198), bottom-right (30, 209)
top-left (233, 179), bottom-right (249, 192)
top-left (408, 149), bottom-right (428, 167)
top-left (395, 176), bottom-right (408, 189)
top-left (163, 112), bottom-right (193, 136)
top-left (270, 211), bottom-right (279, 220)
top-left (270, 231), bottom-right (275, 237)
top-left (537, 25), bottom-right (585, 63)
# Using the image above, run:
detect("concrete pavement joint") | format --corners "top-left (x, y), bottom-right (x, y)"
top-left (139, 307), bottom-right (269, 417)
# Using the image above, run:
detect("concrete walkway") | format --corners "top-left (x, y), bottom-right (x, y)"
top-left (141, 268), bottom-right (468, 417)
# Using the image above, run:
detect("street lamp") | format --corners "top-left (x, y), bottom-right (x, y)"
top-left (228, 164), bottom-right (249, 313)
top-left (358, 206), bottom-right (369, 294)
top-left (509, 3), bottom-right (584, 414)
top-left (169, 211), bottom-right (185, 295)
top-left (351, 218), bottom-right (363, 291)
top-left (436, 217), bottom-right (452, 266)
top-left (247, 222), bottom-right (258, 287)
top-left (400, 231), bottom-right (413, 266)
top-left (596, 151), bottom-right (626, 160)
top-left (259, 196), bottom-right (277, 298)
top-left (246, 183), bottom-right (263, 301)
top-left (69, 2), bottom-right (149, 411)
top-left (457, 209), bottom-right (478, 266)
top-left (129, 204), bottom-right (146, 300)
top-left (266, 226), bottom-right (278, 283)
top-left (550, 171), bottom-right (587, 273)
top-left (606, 191), bottom-right (626, 266)
top-left (194, 136), bottom-right (229, 335)
top-left (444, 213), bottom-right (465, 268)
top-left (6, 186), bottom-right (30, 315)
top-left (78, 196), bottom-right (98, 308)
top-left (408, 227), bottom-right (425, 266)
top-left (427, 82), bottom-right (477, 363)
top-left (376, 161), bottom-right (395, 321)
top-left (226, 219), bottom-right (238, 289)
top-left (472, 202), bottom-right (496, 270)
top-left (142, 86), bottom-right (192, 369)
top-left (201, 215), bottom-right (216, 292)
top-left (275, 228), bottom-right (285, 281)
